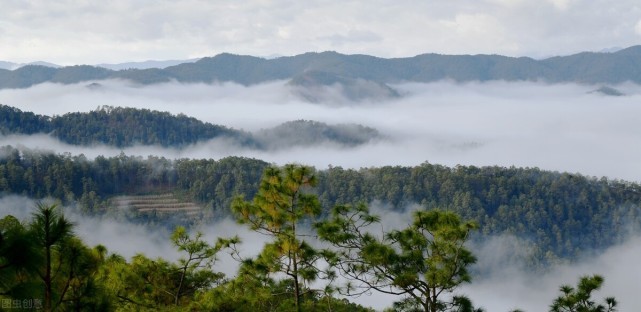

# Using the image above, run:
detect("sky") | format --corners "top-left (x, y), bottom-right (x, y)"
top-left (2, 0), bottom-right (641, 65)
top-left (2, 2), bottom-right (641, 309)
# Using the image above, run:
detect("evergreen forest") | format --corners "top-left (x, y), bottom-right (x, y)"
top-left (0, 106), bottom-right (633, 311)
top-left (0, 163), bottom-right (621, 311)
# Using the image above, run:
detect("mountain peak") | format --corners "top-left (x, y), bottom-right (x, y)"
top-left (613, 45), bottom-right (641, 56)
top-left (0, 61), bottom-right (61, 70)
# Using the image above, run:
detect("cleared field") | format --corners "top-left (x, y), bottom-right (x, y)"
top-left (112, 193), bottom-right (202, 216)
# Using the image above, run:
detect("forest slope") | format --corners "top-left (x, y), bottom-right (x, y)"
top-left (0, 105), bottom-right (380, 149)
top-left (1, 146), bottom-right (640, 264)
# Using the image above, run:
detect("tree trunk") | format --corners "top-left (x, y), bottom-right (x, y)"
top-left (423, 302), bottom-right (430, 312)
top-left (45, 244), bottom-right (51, 312)
top-left (44, 212), bottom-right (52, 312)
top-left (292, 223), bottom-right (301, 312)
top-left (175, 262), bottom-right (189, 306)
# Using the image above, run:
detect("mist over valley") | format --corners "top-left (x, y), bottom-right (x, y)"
top-left (2, 54), bottom-right (641, 311)
top-left (5, 1), bottom-right (641, 309)
top-left (1, 79), bottom-right (640, 181)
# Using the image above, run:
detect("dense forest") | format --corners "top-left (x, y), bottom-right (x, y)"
top-left (0, 165), bottom-right (618, 312)
top-left (0, 105), bottom-right (380, 149)
top-left (0, 105), bottom-right (250, 148)
top-left (1, 145), bottom-right (640, 265)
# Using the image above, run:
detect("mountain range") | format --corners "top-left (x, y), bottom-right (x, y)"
top-left (0, 61), bottom-right (61, 71)
top-left (0, 59), bottom-right (200, 71)
top-left (1, 46), bottom-right (641, 102)
top-left (2, 46), bottom-right (641, 87)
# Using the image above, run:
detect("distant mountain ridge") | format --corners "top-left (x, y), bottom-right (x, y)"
top-left (2, 46), bottom-right (641, 90)
top-left (0, 61), bottom-right (61, 71)
top-left (95, 58), bottom-right (201, 70)
top-left (0, 59), bottom-right (199, 71)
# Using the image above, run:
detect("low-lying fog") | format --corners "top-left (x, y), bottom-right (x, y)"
top-left (1, 79), bottom-right (640, 182)
top-left (1, 80), bottom-right (641, 310)
top-left (2, 196), bottom-right (639, 311)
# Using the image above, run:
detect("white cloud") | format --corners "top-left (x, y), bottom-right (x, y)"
top-left (465, 234), bottom-right (641, 311)
top-left (546, 0), bottom-right (576, 10)
top-left (0, 0), bottom-right (640, 63)
top-left (442, 13), bottom-right (503, 37)
top-left (2, 194), bottom-right (640, 310)
top-left (2, 75), bottom-right (641, 310)
top-left (635, 20), bottom-right (641, 36)
top-left (437, 13), bottom-right (519, 54)
top-left (1, 80), bottom-right (641, 183)
top-left (0, 195), bottom-right (265, 275)
top-left (320, 30), bottom-right (382, 47)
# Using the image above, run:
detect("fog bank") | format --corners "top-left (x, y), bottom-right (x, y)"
top-left (1, 195), bottom-right (640, 311)
top-left (465, 234), bottom-right (641, 311)
top-left (1, 80), bottom-right (640, 181)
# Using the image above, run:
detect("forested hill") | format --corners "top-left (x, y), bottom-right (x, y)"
top-left (0, 105), bottom-right (381, 148)
top-left (51, 107), bottom-right (253, 148)
top-left (1, 146), bottom-right (641, 263)
top-left (255, 120), bottom-right (381, 149)
top-left (2, 46), bottom-right (641, 89)
top-left (0, 105), bottom-right (252, 148)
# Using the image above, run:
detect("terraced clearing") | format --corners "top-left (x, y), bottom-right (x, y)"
top-left (112, 193), bottom-right (203, 217)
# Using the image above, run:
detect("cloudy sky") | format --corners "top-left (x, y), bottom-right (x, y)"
top-left (2, 0), bottom-right (641, 65)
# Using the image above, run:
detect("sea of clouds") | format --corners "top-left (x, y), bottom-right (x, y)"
top-left (1, 80), bottom-right (641, 310)
top-left (1, 79), bottom-right (640, 181)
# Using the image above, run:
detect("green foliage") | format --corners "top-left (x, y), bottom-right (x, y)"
top-left (317, 204), bottom-right (479, 312)
top-left (0, 145), bottom-right (268, 216)
top-left (51, 106), bottom-right (251, 148)
top-left (100, 253), bottom-right (174, 310)
top-left (0, 215), bottom-right (41, 299)
top-left (550, 275), bottom-right (617, 312)
top-left (2, 145), bottom-right (641, 265)
top-left (0, 200), bottom-right (382, 311)
top-left (0, 171), bottom-right (626, 310)
top-left (232, 164), bottom-right (328, 311)
top-left (315, 164), bottom-right (641, 264)
top-left (30, 203), bottom-right (75, 311)
top-left (0, 104), bottom-right (253, 148)
top-left (1, 105), bottom-right (380, 150)
top-left (51, 239), bottom-right (112, 311)
top-left (233, 165), bottom-right (321, 230)
top-left (99, 226), bottom-right (233, 310)
top-left (13, 203), bottom-right (114, 311)
top-left (389, 295), bottom-right (484, 312)
top-left (197, 271), bottom-right (373, 312)
top-left (170, 226), bottom-right (229, 305)
top-left (0, 105), bottom-right (51, 135)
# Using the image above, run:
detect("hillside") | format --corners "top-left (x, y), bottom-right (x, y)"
top-left (0, 105), bottom-right (381, 149)
top-left (2, 146), bottom-right (641, 264)
top-left (2, 47), bottom-right (641, 91)
top-left (0, 104), bottom-right (251, 148)
top-left (112, 193), bottom-right (203, 217)
top-left (255, 120), bottom-right (381, 149)
top-left (287, 70), bottom-right (400, 102)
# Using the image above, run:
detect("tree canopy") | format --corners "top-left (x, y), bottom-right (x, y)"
top-left (0, 164), bottom-right (624, 311)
